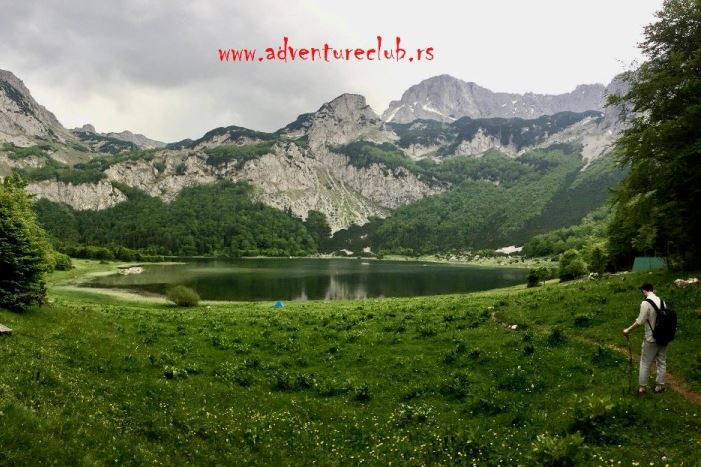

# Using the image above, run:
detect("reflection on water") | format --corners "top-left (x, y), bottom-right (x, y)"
top-left (86, 258), bottom-right (528, 301)
top-left (324, 275), bottom-right (369, 300)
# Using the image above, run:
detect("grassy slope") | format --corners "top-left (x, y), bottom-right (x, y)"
top-left (1, 262), bottom-right (700, 465)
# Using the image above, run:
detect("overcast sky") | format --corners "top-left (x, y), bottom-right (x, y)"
top-left (0, 0), bottom-right (662, 142)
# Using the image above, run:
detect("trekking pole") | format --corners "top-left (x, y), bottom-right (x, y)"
top-left (625, 334), bottom-right (633, 395)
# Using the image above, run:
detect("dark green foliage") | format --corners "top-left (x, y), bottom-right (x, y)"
top-left (17, 150), bottom-right (161, 185)
top-left (439, 371), bottom-right (471, 399)
top-left (0, 143), bottom-right (52, 160)
top-left (16, 157), bottom-right (106, 184)
top-left (372, 146), bottom-right (613, 254)
top-left (569, 395), bottom-right (637, 444)
top-left (333, 141), bottom-right (424, 175)
top-left (204, 141), bottom-right (276, 168)
top-left (60, 244), bottom-right (164, 262)
top-left (448, 112), bottom-right (602, 155)
top-left (73, 131), bottom-right (139, 154)
top-left (514, 158), bottom-right (624, 244)
top-left (34, 200), bottom-right (81, 243)
top-left (547, 327), bottom-right (566, 346)
top-left (48, 252), bottom-right (73, 271)
top-left (573, 313), bottom-right (594, 328)
top-left (352, 383), bottom-right (372, 402)
top-left (303, 210), bottom-right (331, 248)
top-left (166, 285), bottom-right (200, 307)
top-left (607, 0), bottom-right (701, 267)
top-left (35, 181), bottom-right (317, 257)
top-left (588, 247), bottom-right (607, 274)
top-left (389, 111), bottom-right (602, 156)
top-left (324, 218), bottom-right (383, 253)
top-left (0, 174), bottom-right (50, 311)
top-left (175, 162), bottom-right (187, 175)
top-left (153, 161), bottom-right (166, 173)
top-left (526, 269), bottom-right (540, 288)
top-left (423, 151), bottom-right (532, 186)
top-left (523, 207), bottom-right (610, 258)
top-left (530, 433), bottom-right (585, 466)
top-left (559, 249), bottom-right (587, 281)
top-left (389, 119), bottom-right (455, 148)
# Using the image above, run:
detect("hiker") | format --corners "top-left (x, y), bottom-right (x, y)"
top-left (622, 283), bottom-right (668, 395)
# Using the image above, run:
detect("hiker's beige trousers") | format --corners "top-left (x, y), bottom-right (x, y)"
top-left (639, 340), bottom-right (667, 386)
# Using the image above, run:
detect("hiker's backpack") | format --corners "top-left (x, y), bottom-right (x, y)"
top-left (645, 298), bottom-right (677, 345)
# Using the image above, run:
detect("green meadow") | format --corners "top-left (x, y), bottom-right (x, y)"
top-left (1, 261), bottom-right (700, 465)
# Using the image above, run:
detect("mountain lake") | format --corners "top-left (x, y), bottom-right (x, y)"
top-left (84, 258), bottom-right (529, 301)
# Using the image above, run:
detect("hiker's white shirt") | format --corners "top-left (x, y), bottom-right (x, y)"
top-left (636, 292), bottom-right (662, 343)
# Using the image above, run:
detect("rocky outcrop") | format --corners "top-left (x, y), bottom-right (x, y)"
top-left (234, 143), bottom-right (389, 230)
top-left (26, 180), bottom-right (127, 210)
top-left (101, 141), bottom-right (440, 232)
top-left (0, 69), bottom-right (73, 143)
top-left (454, 129), bottom-right (519, 157)
top-left (104, 130), bottom-right (165, 149)
top-left (284, 94), bottom-right (396, 150)
top-left (72, 124), bottom-right (165, 150)
top-left (104, 151), bottom-right (216, 201)
top-left (383, 74), bottom-right (606, 124)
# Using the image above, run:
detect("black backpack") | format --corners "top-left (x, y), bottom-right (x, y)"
top-left (645, 298), bottom-right (677, 345)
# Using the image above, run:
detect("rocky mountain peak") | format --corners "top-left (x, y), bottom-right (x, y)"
top-left (300, 93), bottom-right (392, 149)
top-left (75, 123), bottom-right (97, 133)
top-left (0, 69), bottom-right (73, 144)
top-left (382, 74), bottom-right (606, 124)
top-left (70, 123), bottom-right (165, 150)
top-left (103, 130), bottom-right (165, 149)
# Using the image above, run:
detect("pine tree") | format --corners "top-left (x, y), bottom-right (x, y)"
top-left (0, 174), bottom-right (51, 311)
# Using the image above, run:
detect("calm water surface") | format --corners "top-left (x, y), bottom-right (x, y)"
top-left (86, 258), bottom-right (528, 301)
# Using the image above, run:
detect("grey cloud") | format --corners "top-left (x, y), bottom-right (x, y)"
top-left (0, 0), bottom-right (658, 142)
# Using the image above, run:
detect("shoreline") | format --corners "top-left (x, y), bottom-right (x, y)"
top-left (50, 258), bottom-right (538, 305)
top-left (158, 253), bottom-right (554, 270)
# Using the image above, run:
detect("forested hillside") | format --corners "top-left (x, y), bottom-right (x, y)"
top-left (35, 182), bottom-right (317, 257)
top-left (332, 144), bottom-right (623, 255)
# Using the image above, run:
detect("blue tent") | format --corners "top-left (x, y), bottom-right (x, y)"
top-left (632, 257), bottom-right (666, 272)
top-left (273, 300), bottom-right (285, 309)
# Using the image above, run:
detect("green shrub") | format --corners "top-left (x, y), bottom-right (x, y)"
top-left (389, 403), bottom-right (434, 427)
top-left (214, 362), bottom-right (253, 387)
top-left (526, 269), bottom-right (540, 288)
top-left (530, 433), bottom-right (585, 466)
top-left (49, 252), bottom-right (73, 271)
top-left (689, 353), bottom-right (701, 382)
top-left (352, 383), bottom-right (372, 402)
top-left (439, 371), bottom-right (471, 399)
top-left (163, 366), bottom-right (188, 380)
top-left (573, 313), bottom-right (593, 327)
top-left (569, 395), bottom-right (637, 444)
top-left (559, 249), bottom-right (587, 281)
top-left (166, 285), bottom-right (200, 307)
top-left (547, 326), bottom-right (566, 346)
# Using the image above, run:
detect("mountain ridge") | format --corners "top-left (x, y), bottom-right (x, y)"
top-left (1, 68), bottom-right (626, 238)
top-left (382, 74), bottom-right (607, 124)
